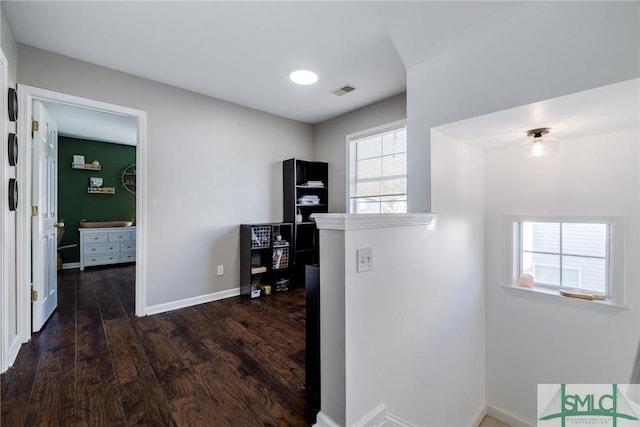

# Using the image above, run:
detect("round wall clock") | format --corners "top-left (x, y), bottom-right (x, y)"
top-left (8, 87), bottom-right (18, 121)
top-left (8, 133), bottom-right (17, 166)
top-left (8, 178), bottom-right (18, 211)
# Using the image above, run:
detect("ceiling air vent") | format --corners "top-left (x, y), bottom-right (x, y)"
top-left (331, 84), bottom-right (357, 96)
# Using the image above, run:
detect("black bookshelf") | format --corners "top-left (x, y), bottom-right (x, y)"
top-left (283, 159), bottom-right (328, 286)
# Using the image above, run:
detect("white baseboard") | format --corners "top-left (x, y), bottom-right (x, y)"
top-left (62, 262), bottom-right (80, 270)
top-left (353, 403), bottom-right (387, 427)
top-left (350, 404), bottom-right (414, 427)
top-left (144, 287), bottom-right (240, 316)
top-left (385, 411), bottom-right (414, 427)
top-left (2, 333), bottom-right (22, 373)
top-left (470, 405), bottom-right (487, 427)
top-left (314, 411), bottom-right (342, 427)
top-left (486, 404), bottom-right (535, 427)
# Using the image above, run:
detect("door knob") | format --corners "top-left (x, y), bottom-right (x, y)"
top-left (54, 221), bottom-right (65, 228)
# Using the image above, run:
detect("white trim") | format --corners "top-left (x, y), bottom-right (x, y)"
top-left (315, 213), bottom-right (437, 231)
top-left (384, 411), bottom-right (414, 427)
top-left (0, 47), bottom-right (11, 372)
top-left (470, 406), bottom-right (487, 427)
top-left (501, 284), bottom-right (630, 311)
top-left (61, 262), bottom-right (80, 270)
top-left (350, 404), bottom-right (416, 427)
top-left (505, 215), bottom-right (627, 307)
top-left (16, 85), bottom-right (147, 341)
top-left (353, 403), bottom-right (386, 427)
top-left (313, 411), bottom-right (342, 427)
top-left (346, 119), bottom-right (407, 143)
top-left (145, 287), bottom-right (240, 316)
top-left (486, 404), bottom-right (536, 427)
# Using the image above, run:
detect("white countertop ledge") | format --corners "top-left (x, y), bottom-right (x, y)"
top-left (313, 213), bottom-right (437, 231)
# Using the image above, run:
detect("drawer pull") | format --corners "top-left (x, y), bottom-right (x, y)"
top-left (94, 237), bottom-right (98, 240)
top-left (118, 236), bottom-right (122, 239)
top-left (91, 248), bottom-right (95, 251)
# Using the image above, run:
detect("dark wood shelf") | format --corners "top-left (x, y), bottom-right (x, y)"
top-left (240, 223), bottom-right (293, 299)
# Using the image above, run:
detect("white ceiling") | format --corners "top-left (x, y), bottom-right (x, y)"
top-left (434, 78), bottom-right (640, 151)
top-left (4, 1), bottom-right (412, 124)
top-left (4, 1), bottom-right (636, 143)
top-left (42, 102), bottom-right (137, 146)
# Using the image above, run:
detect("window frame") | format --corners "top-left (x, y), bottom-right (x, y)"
top-left (346, 119), bottom-right (407, 214)
top-left (508, 216), bottom-right (626, 305)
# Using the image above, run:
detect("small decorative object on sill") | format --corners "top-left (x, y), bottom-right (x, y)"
top-left (560, 289), bottom-right (606, 301)
top-left (516, 273), bottom-right (534, 288)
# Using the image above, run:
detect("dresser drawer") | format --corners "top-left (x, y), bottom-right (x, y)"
top-left (109, 231), bottom-right (131, 242)
top-left (85, 254), bottom-right (119, 266)
top-left (82, 233), bottom-right (109, 244)
top-left (120, 252), bottom-right (136, 263)
top-left (120, 242), bottom-right (136, 252)
top-left (79, 226), bottom-right (136, 271)
top-left (84, 243), bottom-right (119, 255)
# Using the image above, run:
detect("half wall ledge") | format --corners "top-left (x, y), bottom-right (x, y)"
top-left (314, 213), bottom-right (437, 231)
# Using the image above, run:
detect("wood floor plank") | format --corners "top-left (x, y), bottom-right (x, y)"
top-left (103, 318), bottom-right (155, 385)
top-left (0, 332), bottom-right (47, 427)
top-left (118, 375), bottom-right (178, 427)
top-left (93, 276), bottom-right (127, 322)
top-left (22, 352), bottom-right (75, 427)
top-left (1, 264), bottom-right (315, 427)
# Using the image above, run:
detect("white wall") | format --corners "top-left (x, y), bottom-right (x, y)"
top-left (485, 130), bottom-right (640, 424)
top-left (403, 1), bottom-right (640, 212)
top-left (317, 130), bottom-right (484, 426)
top-left (314, 93), bottom-right (406, 213)
top-left (17, 45), bottom-right (314, 308)
top-left (1, 3), bottom-right (20, 371)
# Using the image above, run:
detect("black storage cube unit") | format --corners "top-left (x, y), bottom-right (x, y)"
top-left (240, 223), bottom-right (293, 298)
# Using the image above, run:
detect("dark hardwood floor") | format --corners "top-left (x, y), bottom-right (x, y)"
top-left (1, 265), bottom-right (314, 426)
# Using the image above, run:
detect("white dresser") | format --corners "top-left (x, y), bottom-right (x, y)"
top-left (79, 226), bottom-right (136, 271)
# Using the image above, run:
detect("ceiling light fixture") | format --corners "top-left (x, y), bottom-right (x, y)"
top-left (289, 69), bottom-right (318, 85)
top-left (523, 127), bottom-right (559, 157)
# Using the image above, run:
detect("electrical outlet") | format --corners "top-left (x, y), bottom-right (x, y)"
top-left (357, 247), bottom-right (373, 273)
top-left (217, 265), bottom-right (224, 276)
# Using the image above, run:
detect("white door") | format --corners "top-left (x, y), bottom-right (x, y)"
top-left (32, 101), bottom-right (59, 332)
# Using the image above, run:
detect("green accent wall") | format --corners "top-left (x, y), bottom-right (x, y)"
top-left (58, 136), bottom-right (136, 263)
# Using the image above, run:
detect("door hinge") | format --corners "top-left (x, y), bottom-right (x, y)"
top-left (31, 205), bottom-right (38, 217)
top-left (32, 120), bottom-right (39, 132)
top-left (31, 290), bottom-right (38, 302)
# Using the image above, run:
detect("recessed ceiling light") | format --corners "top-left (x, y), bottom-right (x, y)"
top-left (289, 69), bottom-right (318, 85)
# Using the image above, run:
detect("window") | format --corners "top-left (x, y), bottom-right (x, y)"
top-left (348, 121), bottom-right (407, 214)
top-left (514, 221), bottom-right (610, 295)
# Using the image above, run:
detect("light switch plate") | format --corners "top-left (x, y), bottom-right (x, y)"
top-left (217, 265), bottom-right (224, 276)
top-left (357, 247), bottom-right (373, 273)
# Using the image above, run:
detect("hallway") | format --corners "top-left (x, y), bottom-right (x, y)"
top-left (1, 265), bottom-right (313, 426)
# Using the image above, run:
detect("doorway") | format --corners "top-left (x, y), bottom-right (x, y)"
top-left (15, 85), bottom-right (147, 344)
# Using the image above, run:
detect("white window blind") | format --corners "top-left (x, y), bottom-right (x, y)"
top-left (349, 123), bottom-right (407, 213)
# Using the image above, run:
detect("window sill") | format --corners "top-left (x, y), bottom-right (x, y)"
top-left (500, 285), bottom-right (630, 311)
